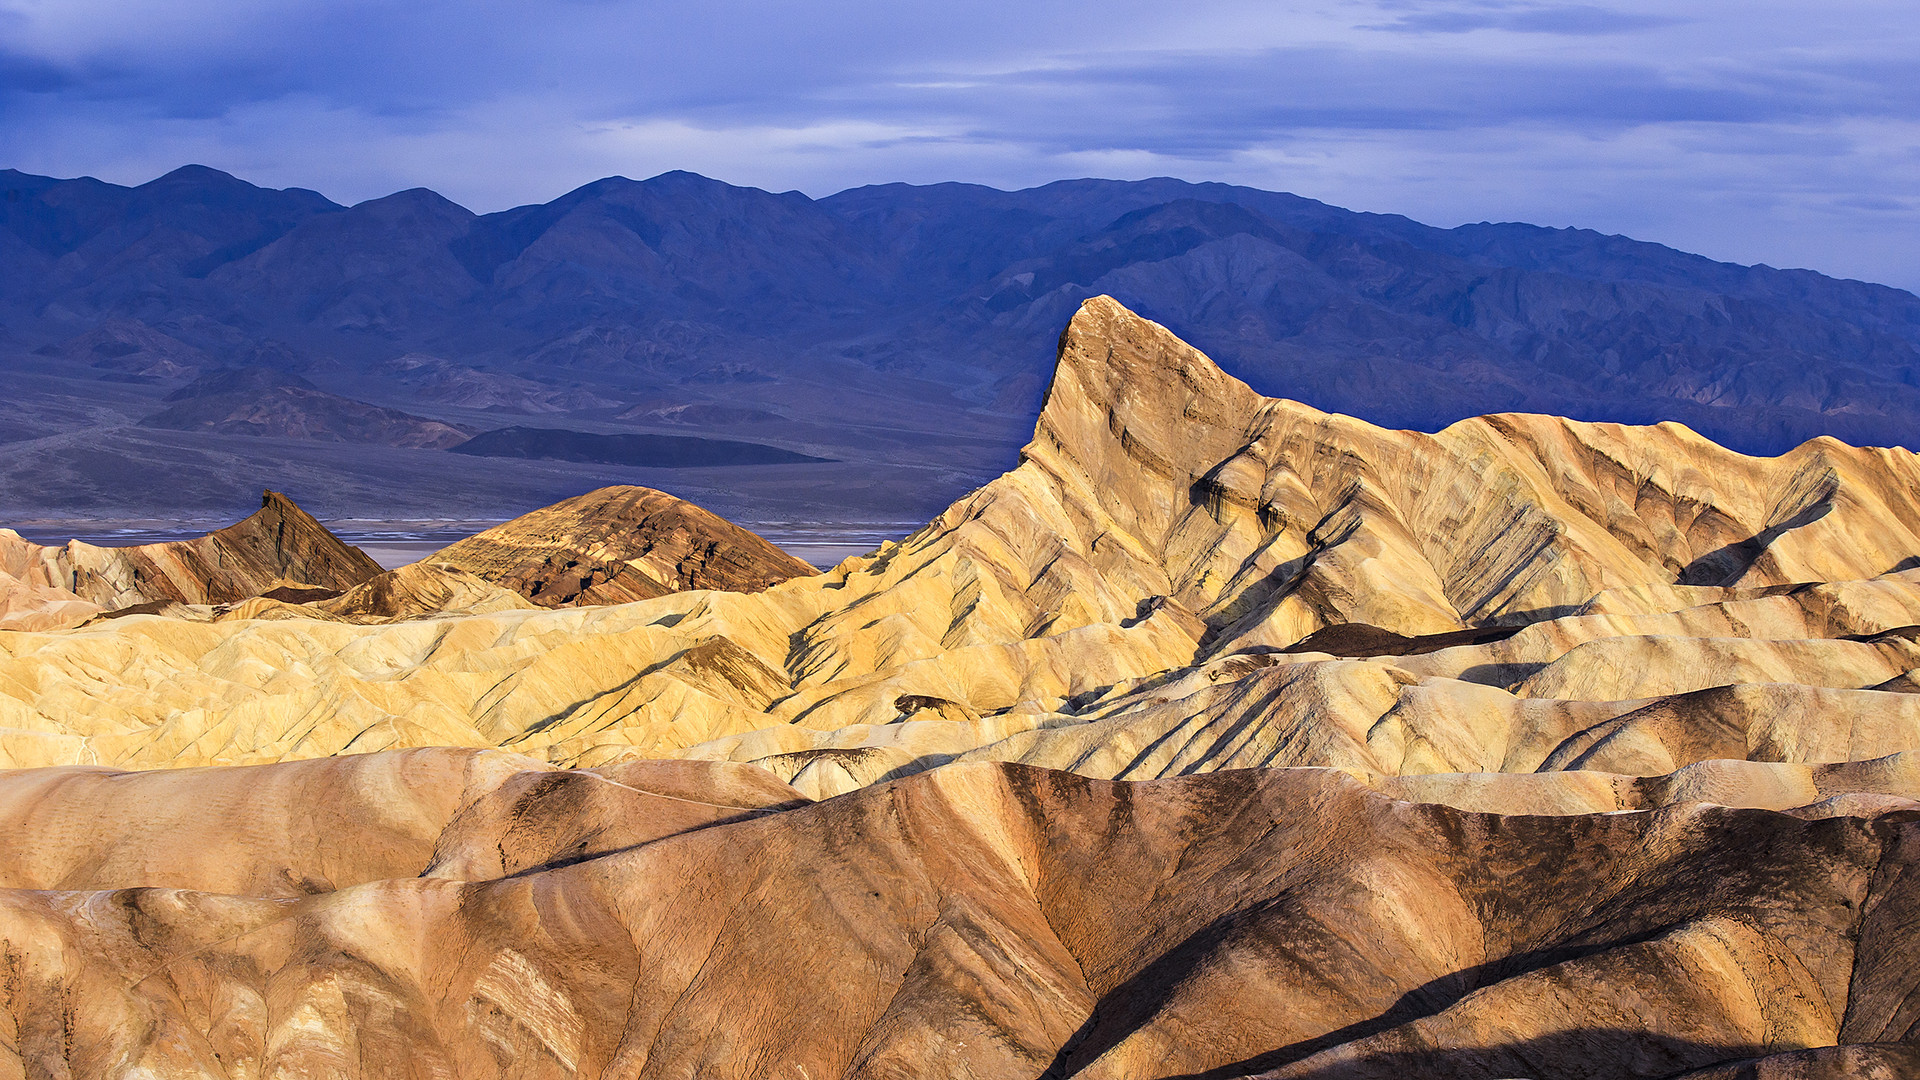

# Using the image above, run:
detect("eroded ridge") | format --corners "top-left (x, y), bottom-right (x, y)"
top-left (2, 297), bottom-right (1919, 1077)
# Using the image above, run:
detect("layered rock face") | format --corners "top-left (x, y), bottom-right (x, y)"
top-left (0, 490), bottom-right (382, 628)
top-left (1, 756), bottom-right (1916, 1079)
top-left (426, 484), bottom-right (819, 605)
top-left (3, 298), bottom-right (1920, 1077)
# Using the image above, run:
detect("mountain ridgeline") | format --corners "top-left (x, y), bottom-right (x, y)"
top-left (2, 165), bottom-right (1918, 473)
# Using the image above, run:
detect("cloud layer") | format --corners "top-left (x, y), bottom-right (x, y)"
top-left (3, 0), bottom-right (1916, 290)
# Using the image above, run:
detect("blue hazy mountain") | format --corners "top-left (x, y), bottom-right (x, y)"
top-left (1, 164), bottom-right (1917, 517)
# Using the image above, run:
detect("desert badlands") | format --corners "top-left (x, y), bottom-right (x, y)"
top-left (1, 298), bottom-right (1918, 1078)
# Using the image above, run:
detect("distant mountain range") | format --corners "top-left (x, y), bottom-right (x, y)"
top-left (1, 164), bottom-right (1916, 519)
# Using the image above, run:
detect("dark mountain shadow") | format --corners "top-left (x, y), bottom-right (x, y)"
top-left (1039, 915), bottom-right (1695, 1080)
top-left (1677, 498), bottom-right (1835, 587)
top-left (1159, 1029), bottom-right (1797, 1080)
top-left (1277, 621), bottom-right (1523, 659)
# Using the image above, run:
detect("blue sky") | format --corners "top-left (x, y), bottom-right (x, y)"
top-left (2, 0), bottom-right (1916, 291)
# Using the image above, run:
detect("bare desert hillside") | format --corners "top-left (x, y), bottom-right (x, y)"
top-left (1, 298), bottom-right (1918, 1078)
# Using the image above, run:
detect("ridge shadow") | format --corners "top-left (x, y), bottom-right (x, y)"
top-left (1039, 917), bottom-right (1689, 1080)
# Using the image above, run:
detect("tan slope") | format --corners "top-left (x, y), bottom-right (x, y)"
top-left (0, 763), bottom-right (1913, 1079)
top-left (705, 661), bottom-right (1920, 801)
top-left (425, 484), bottom-right (817, 606)
top-left (0, 748), bottom-right (808, 898)
top-left (0, 748), bottom-right (538, 896)
top-left (0, 568), bottom-right (102, 632)
top-left (0, 745), bottom-right (1904, 905)
top-left (667, 575), bottom-right (1920, 798)
top-left (996, 296), bottom-right (1920, 649)
top-left (308, 559), bottom-right (540, 620)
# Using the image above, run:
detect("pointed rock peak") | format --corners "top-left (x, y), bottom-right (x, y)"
top-left (1028, 297), bottom-right (1269, 488)
top-left (211, 491), bottom-right (384, 588)
top-left (259, 488), bottom-right (312, 518)
top-left (23, 490), bottom-right (381, 610)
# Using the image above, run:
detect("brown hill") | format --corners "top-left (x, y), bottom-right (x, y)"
top-left (0, 300), bottom-right (1916, 772)
top-left (0, 489), bottom-right (381, 625)
top-left (426, 484), bottom-right (817, 606)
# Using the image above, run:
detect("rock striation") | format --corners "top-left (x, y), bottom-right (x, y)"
top-left (3, 298), bottom-right (1920, 1077)
top-left (0, 490), bottom-right (381, 627)
top-left (426, 484), bottom-right (819, 606)
top-left (1, 301), bottom-right (1919, 772)
top-left (0, 760), bottom-right (1915, 1078)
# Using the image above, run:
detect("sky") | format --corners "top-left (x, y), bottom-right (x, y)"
top-left (2, 0), bottom-right (1916, 292)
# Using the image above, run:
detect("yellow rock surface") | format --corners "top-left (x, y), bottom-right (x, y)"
top-left (0, 763), bottom-right (1913, 1078)
top-left (2, 298), bottom-right (1918, 775)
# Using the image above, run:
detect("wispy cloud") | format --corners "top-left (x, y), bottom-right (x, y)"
top-left (1365, 2), bottom-right (1685, 36)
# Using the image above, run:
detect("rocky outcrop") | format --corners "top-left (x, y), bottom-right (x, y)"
top-left (0, 749), bottom-right (805, 897)
top-left (0, 490), bottom-right (382, 625)
top-left (1012, 297), bottom-right (1920, 647)
top-left (427, 484), bottom-right (818, 606)
top-left (308, 560), bottom-right (539, 620)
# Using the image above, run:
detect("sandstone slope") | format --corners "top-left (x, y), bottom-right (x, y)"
top-left (4, 297), bottom-right (1917, 772)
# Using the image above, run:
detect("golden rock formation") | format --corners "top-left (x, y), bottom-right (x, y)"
top-left (2, 297), bottom-right (1920, 1077)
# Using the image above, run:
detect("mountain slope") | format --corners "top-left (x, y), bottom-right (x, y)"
top-left (0, 759), bottom-right (1914, 1078)
top-left (141, 367), bottom-right (471, 447)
